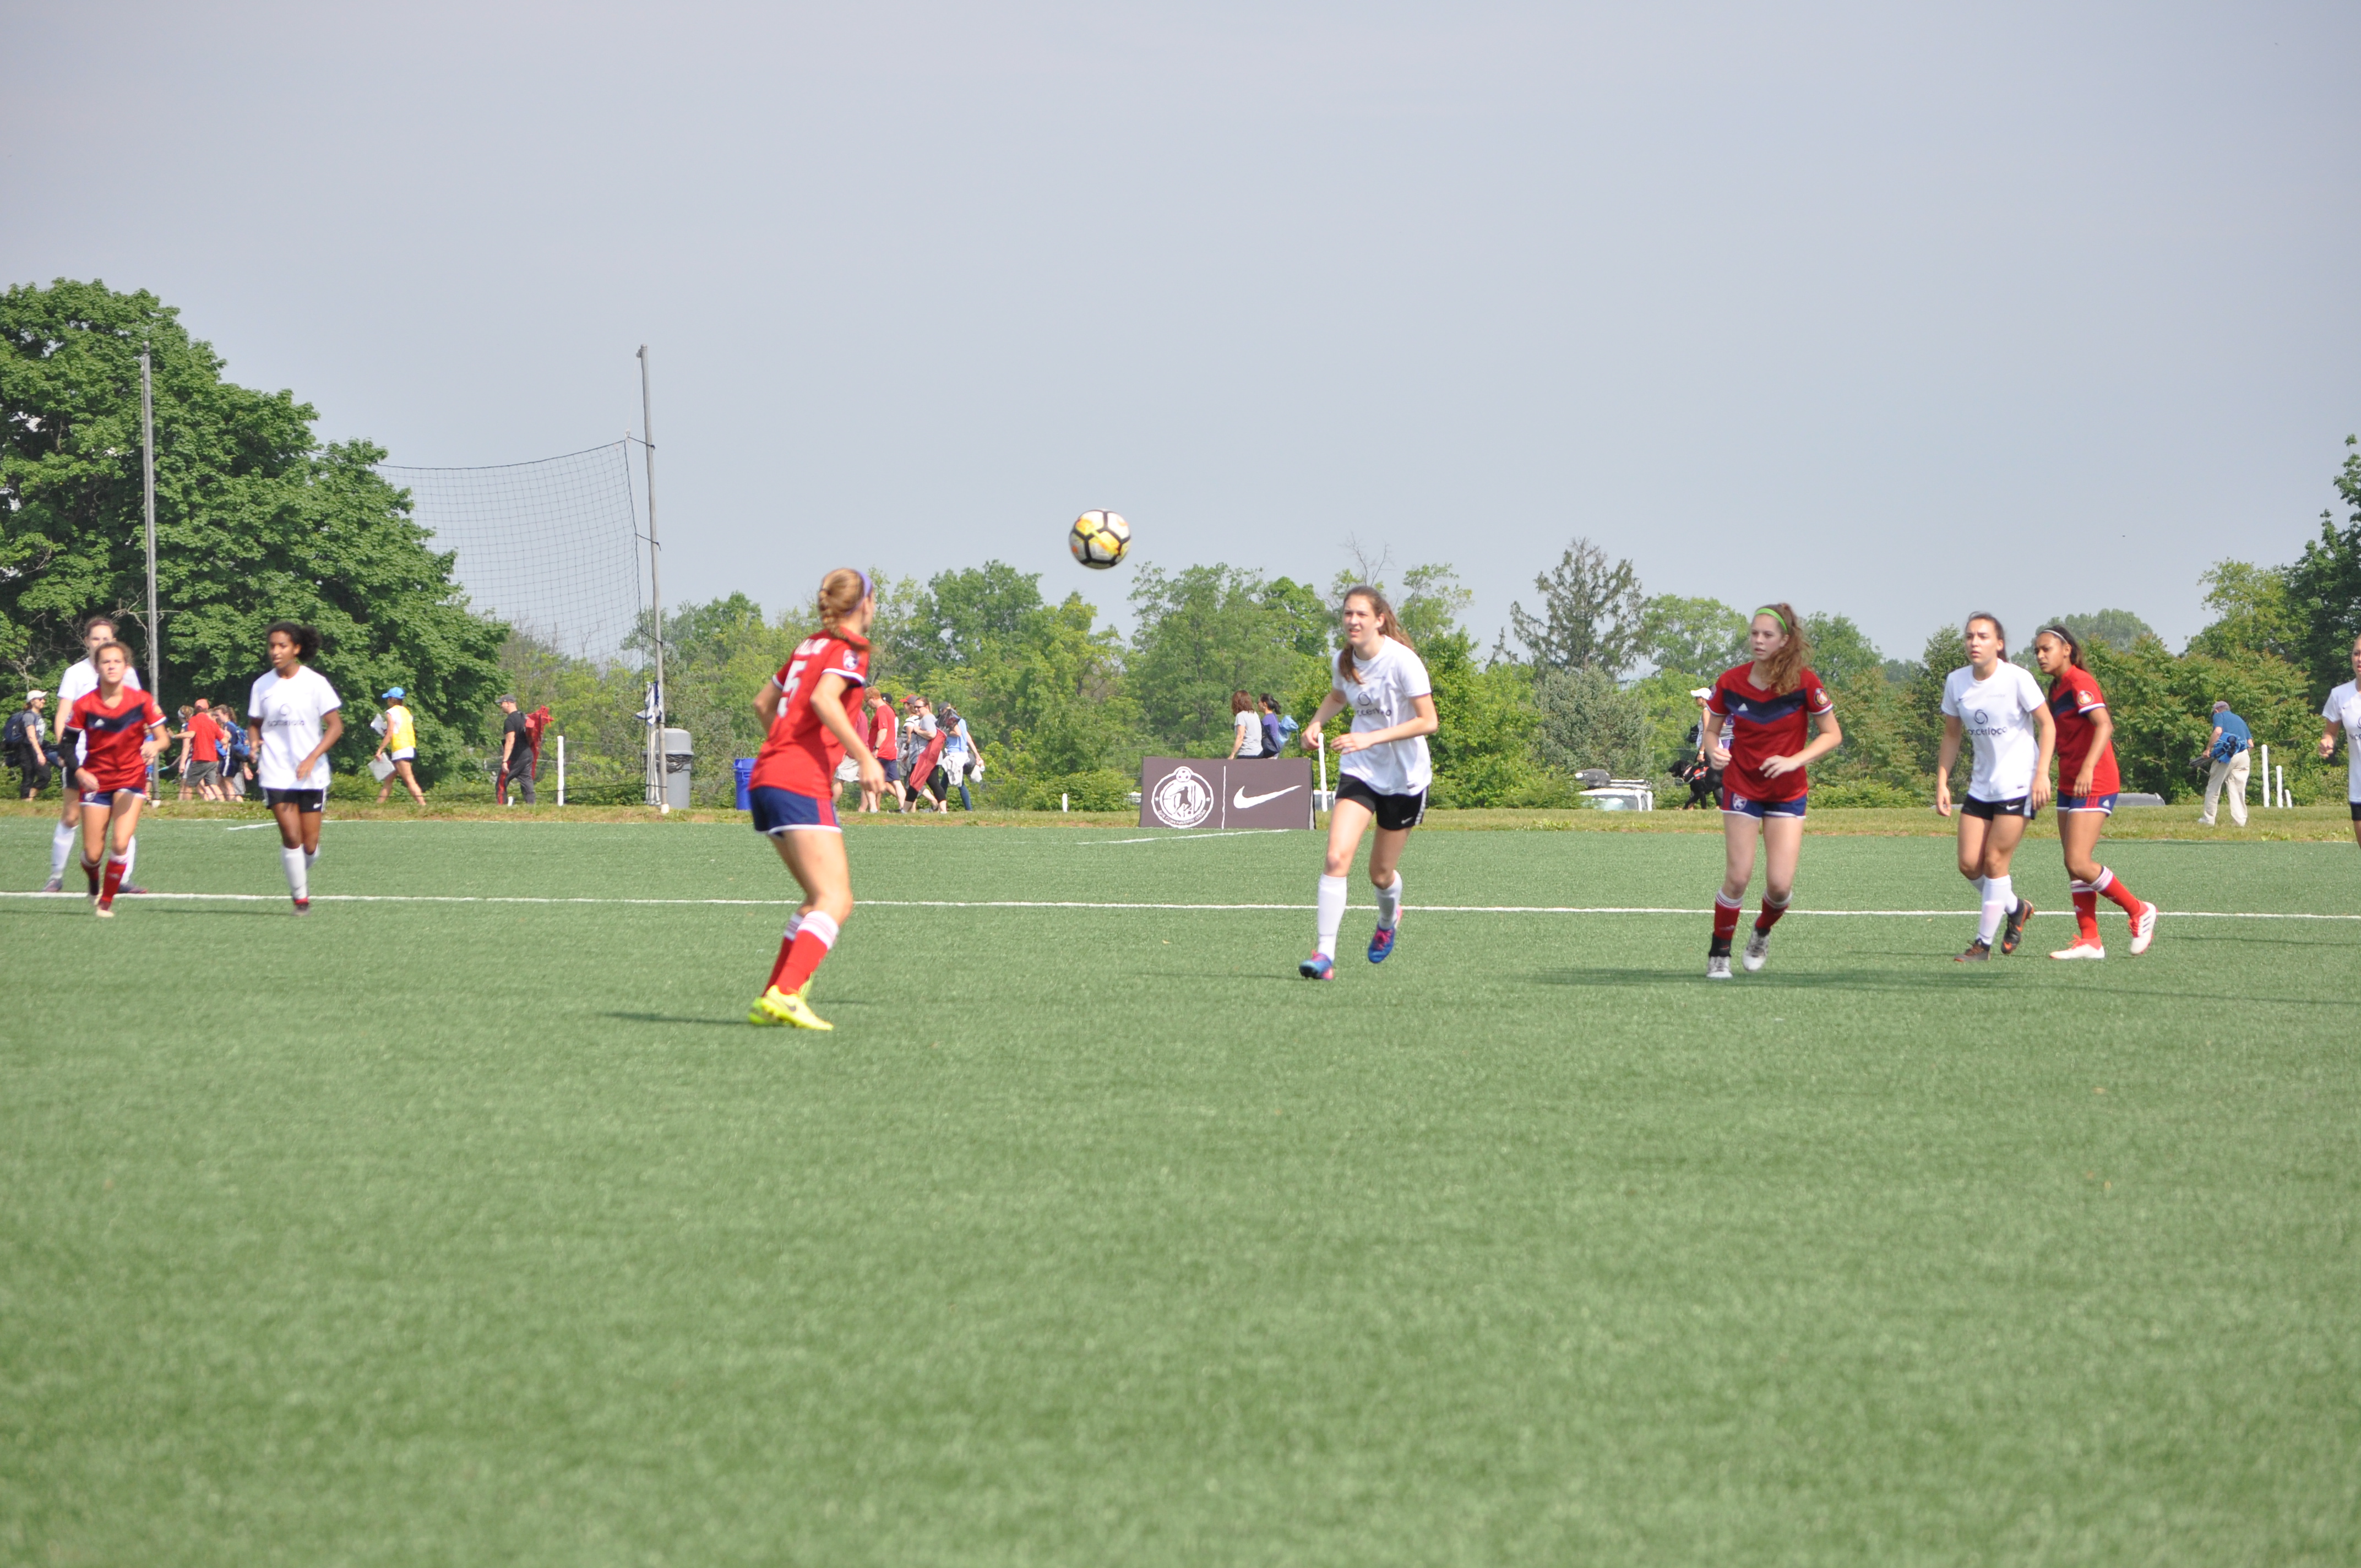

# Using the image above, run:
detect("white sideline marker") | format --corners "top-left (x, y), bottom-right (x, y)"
top-left (1, 891), bottom-right (2355, 922)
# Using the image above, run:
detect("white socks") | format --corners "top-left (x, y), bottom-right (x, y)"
top-left (51, 820), bottom-right (77, 878)
top-left (1374, 873), bottom-right (1403, 932)
top-left (122, 837), bottom-right (137, 881)
top-left (282, 846), bottom-right (308, 900)
top-left (1315, 874), bottom-right (1348, 959)
top-left (1978, 875), bottom-right (2014, 945)
top-left (799, 911), bottom-right (840, 951)
top-left (784, 912), bottom-right (803, 943)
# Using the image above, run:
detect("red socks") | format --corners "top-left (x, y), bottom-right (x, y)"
top-left (100, 854), bottom-right (128, 905)
top-left (2070, 883), bottom-right (2100, 940)
top-left (2093, 867), bottom-right (2141, 916)
top-left (1711, 894), bottom-right (1743, 947)
top-left (773, 911), bottom-right (840, 995)
top-left (1755, 895), bottom-right (1789, 933)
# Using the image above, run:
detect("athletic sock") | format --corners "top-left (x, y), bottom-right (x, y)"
top-left (121, 837), bottom-right (137, 881)
top-left (51, 820), bottom-right (77, 879)
top-left (765, 914), bottom-right (808, 991)
top-left (282, 846), bottom-right (308, 901)
top-left (1374, 873), bottom-right (1403, 932)
top-left (1315, 874), bottom-right (1348, 959)
top-left (1711, 892), bottom-right (1743, 952)
top-left (777, 911), bottom-right (840, 994)
top-left (100, 853), bottom-right (128, 905)
top-left (2070, 881), bottom-right (2100, 941)
top-left (1978, 875), bottom-right (2013, 946)
top-left (1755, 892), bottom-right (1791, 933)
top-left (2093, 866), bottom-right (2141, 916)
top-left (81, 857), bottom-right (102, 896)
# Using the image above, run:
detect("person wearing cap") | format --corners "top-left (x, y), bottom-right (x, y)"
top-left (374, 687), bottom-right (426, 805)
top-left (1676, 685), bottom-right (1723, 809)
top-left (9, 690), bottom-right (55, 800)
top-left (496, 694), bottom-right (535, 805)
top-left (938, 703), bottom-right (978, 811)
top-left (2197, 699), bottom-right (2252, 827)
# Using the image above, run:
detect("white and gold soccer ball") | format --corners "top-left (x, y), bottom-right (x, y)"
top-left (1068, 509), bottom-right (1131, 570)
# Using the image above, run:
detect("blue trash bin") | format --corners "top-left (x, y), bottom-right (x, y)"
top-left (733, 757), bottom-right (755, 811)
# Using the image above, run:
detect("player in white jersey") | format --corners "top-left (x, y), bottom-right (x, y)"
top-left (1295, 586), bottom-right (1439, 979)
top-left (43, 614), bottom-right (148, 894)
top-left (2319, 631), bottom-right (2361, 854)
top-left (246, 622), bottom-right (344, 913)
top-left (1936, 613), bottom-right (2055, 962)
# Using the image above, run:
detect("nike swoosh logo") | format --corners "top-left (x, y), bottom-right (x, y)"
top-left (1233, 784), bottom-right (1302, 809)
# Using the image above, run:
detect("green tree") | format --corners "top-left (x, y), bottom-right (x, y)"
top-left (1505, 538), bottom-right (1645, 674)
top-left (2287, 435), bottom-right (2361, 701)
top-left (1901, 625), bottom-right (1968, 776)
top-left (875, 561), bottom-right (1047, 684)
top-left (1, 279), bottom-right (506, 781)
top-left (2186, 561), bottom-right (2300, 662)
top-left (1128, 564), bottom-right (1322, 754)
top-left (2082, 639), bottom-right (2314, 801)
top-left (1800, 612), bottom-right (1883, 689)
top-left (1639, 595), bottom-right (1746, 678)
top-left (1533, 666), bottom-right (1650, 778)
top-left (2041, 608), bottom-right (2157, 651)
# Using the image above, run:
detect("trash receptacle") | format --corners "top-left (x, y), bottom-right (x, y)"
top-left (662, 727), bottom-right (693, 810)
top-left (733, 757), bottom-right (755, 810)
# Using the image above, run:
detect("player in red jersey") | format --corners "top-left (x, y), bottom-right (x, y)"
top-left (745, 568), bottom-right (886, 1031)
top-left (2032, 625), bottom-right (2157, 959)
top-left (1699, 604), bottom-right (1843, 979)
top-left (59, 641), bottom-right (168, 917)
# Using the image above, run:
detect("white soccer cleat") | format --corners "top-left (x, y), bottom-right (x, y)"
top-left (2129, 901), bottom-right (2158, 955)
top-left (1742, 928), bottom-right (1770, 972)
top-left (1706, 954), bottom-right (1732, 980)
top-left (2049, 939), bottom-right (2106, 960)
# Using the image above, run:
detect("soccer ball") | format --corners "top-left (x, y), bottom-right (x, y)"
top-left (1068, 510), bottom-right (1131, 570)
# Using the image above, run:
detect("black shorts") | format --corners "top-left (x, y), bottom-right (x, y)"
top-left (1336, 774), bottom-right (1428, 831)
top-left (2348, 801), bottom-right (2361, 821)
top-left (264, 787), bottom-right (325, 813)
top-left (880, 759), bottom-right (903, 782)
top-left (1962, 794), bottom-right (2038, 822)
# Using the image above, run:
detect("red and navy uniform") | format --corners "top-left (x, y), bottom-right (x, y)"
top-left (64, 687), bottom-right (165, 794)
top-left (1706, 663), bottom-right (1832, 803)
top-left (2047, 664), bottom-right (2120, 798)
top-left (748, 630), bottom-right (869, 830)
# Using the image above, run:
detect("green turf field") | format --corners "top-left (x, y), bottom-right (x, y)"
top-left (5, 813), bottom-right (2357, 1565)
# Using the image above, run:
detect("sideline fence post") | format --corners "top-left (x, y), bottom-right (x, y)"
top-left (557, 735), bottom-right (566, 807)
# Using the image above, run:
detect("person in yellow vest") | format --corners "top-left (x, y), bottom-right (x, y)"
top-left (373, 687), bottom-right (427, 805)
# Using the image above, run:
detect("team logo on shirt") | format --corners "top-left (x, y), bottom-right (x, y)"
top-left (1152, 765), bottom-right (1215, 829)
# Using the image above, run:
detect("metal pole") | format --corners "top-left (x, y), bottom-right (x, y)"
top-left (2259, 744), bottom-right (2270, 808)
top-left (140, 346), bottom-right (160, 701)
top-left (637, 346), bottom-right (666, 813)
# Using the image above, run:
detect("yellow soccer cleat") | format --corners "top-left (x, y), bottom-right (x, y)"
top-left (749, 984), bottom-right (833, 1030)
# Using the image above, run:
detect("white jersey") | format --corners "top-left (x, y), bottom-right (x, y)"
top-left (248, 666), bottom-right (341, 790)
top-left (1941, 662), bottom-right (2047, 801)
top-left (2325, 682), bottom-right (2361, 802)
top-left (56, 655), bottom-right (142, 762)
top-left (1332, 638), bottom-right (1433, 796)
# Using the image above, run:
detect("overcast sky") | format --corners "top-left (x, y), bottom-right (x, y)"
top-left (9, 1), bottom-right (2358, 660)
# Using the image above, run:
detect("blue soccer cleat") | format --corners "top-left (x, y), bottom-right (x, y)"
top-left (1367, 924), bottom-right (1396, 964)
top-left (1298, 952), bottom-right (1335, 981)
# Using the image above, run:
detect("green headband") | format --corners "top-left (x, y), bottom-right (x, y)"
top-left (1753, 606), bottom-right (1790, 631)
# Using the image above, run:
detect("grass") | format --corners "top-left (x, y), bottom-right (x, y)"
top-left (3, 813), bottom-right (2357, 1564)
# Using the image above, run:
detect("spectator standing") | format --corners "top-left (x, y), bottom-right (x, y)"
top-left (864, 689), bottom-right (901, 812)
top-left (1228, 690), bottom-right (1264, 759)
top-left (176, 700), bottom-right (226, 802)
top-left (373, 688), bottom-right (427, 805)
top-left (497, 694), bottom-right (536, 804)
top-left (939, 703), bottom-right (978, 811)
top-left (1259, 695), bottom-right (1286, 759)
top-left (2197, 699), bottom-right (2252, 827)
top-left (2319, 631), bottom-right (2361, 853)
top-left (224, 719), bottom-right (253, 801)
top-left (9, 690), bottom-right (54, 799)
top-left (906, 697), bottom-right (945, 812)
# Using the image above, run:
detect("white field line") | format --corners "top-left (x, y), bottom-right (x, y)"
top-left (1, 891), bottom-right (2354, 921)
top-left (1081, 830), bottom-right (1299, 845)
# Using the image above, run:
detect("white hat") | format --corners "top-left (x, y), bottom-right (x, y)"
top-left (1689, 687), bottom-right (1712, 700)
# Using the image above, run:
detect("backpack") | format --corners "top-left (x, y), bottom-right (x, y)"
top-left (2, 709), bottom-right (26, 757)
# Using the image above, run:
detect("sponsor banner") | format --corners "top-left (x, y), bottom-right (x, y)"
top-left (1138, 756), bottom-right (1316, 831)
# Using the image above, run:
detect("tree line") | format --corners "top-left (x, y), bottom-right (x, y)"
top-left (9, 280), bottom-right (2358, 809)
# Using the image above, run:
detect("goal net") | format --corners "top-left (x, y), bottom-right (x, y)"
top-left (378, 441), bottom-right (648, 667)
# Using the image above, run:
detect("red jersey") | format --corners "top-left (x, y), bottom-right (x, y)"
top-left (869, 703), bottom-right (898, 760)
top-left (749, 631), bottom-right (870, 796)
top-left (65, 686), bottom-right (165, 792)
top-left (1706, 663), bottom-right (1833, 802)
top-left (188, 711), bottom-right (222, 761)
top-left (2046, 664), bottom-right (2120, 795)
